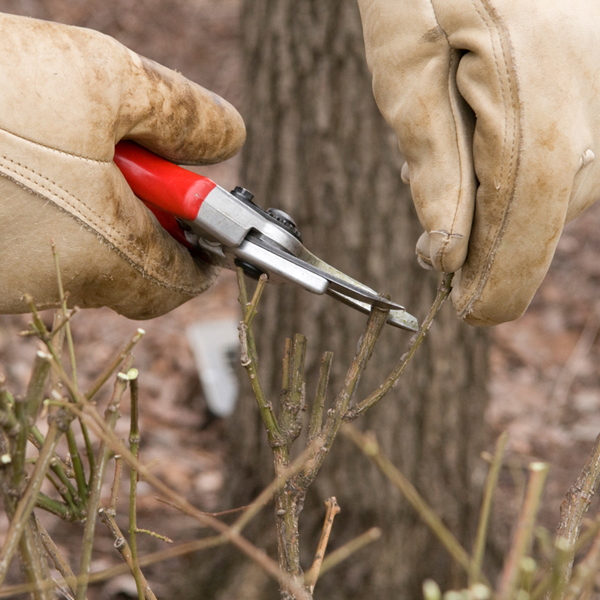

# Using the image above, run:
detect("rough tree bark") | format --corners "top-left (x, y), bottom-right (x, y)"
top-left (209, 1), bottom-right (491, 599)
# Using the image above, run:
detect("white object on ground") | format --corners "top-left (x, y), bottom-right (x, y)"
top-left (186, 318), bottom-right (240, 417)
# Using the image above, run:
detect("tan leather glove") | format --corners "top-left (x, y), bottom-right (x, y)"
top-left (358, 0), bottom-right (600, 325)
top-left (0, 13), bottom-right (245, 319)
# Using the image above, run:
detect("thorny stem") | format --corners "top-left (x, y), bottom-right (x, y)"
top-left (75, 361), bottom-right (134, 600)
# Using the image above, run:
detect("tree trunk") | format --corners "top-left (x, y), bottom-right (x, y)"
top-left (211, 1), bottom-right (491, 598)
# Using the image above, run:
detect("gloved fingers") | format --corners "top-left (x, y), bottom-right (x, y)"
top-left (0, 170), bottom-right (218, 319)
top-left (0, 14), bottom-right (234, 319)
top-left (358, 0), bottom-right (476, 274)
top-left (117, 51), bottom-right (246, 166)
top-left (434, 0), bottom-right (597, 324)
top-left (360, 0), bottom-right (600, 325)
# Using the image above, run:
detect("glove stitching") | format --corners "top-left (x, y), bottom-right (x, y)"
top-left (0, 127), bottom-right (113, 164)
top-left (457, 0), bottom-right (521, 319)
top-left (0, 156), bottom-right (205, 297)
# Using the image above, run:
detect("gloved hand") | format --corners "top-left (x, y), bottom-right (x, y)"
top-left (0, 13), bottom-right (245, 319)
top-left (358, 0), bottom-right (600, 325)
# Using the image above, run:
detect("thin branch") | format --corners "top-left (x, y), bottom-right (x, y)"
top-left (231, 440), bottom-right (324, 534)
top-left (128, 369), bottom-right (145, 600)
top-left (35, 514), bottom-right (80, 598)
top-left (75, 362), bottom-right (133, 600)
top-left (17, 516), bottom-right (54, 600)
top-left (29, 425), bottom-right (80, 513)
top-left (498, 462), bottom-right (549, 600)
top-left (305, 497), bottom-right (341, 593)
top-left (0, 409), bottom-right (73, 587)
top-left (297, 304), bottom-right (389, 489)
top-left (471, 431), bottom-right (509, 585)
top-left (316, 527), bottom-right (382, 579)
top-left (99, 507), bottom-right (157, 600)
top-left (237, 272), bottom-right (284, 448)
top-left (48, 369), bottom-right (312, 600)
top-left (24, 351), bottom-right (52, 424)
top-left (563, 524), bottom-right (600, 600)
top-left (549, 430), bottom-right (600, 597)
top-left (349, 273), bottom-right (453, 419)
top-left (343, 425), bottom-right (477, 581)
top-left (84, 329), bottom-right (145, 401)
top-left (109, 456), bottom-right (123, 512)
top-left (0, 535), bottom-right (229, 599)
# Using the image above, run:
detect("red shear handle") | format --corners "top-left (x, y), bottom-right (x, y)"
top-left (113, 140), bottom-right (217, 221)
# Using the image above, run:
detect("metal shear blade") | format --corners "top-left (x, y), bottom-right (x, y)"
top-left (234, 236), bottom-right (419, 331)
top-left (241, 235), bottom-right (400, 309)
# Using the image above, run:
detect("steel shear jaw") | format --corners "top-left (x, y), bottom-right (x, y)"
top-left (114, 141), bottom-right (419, 332)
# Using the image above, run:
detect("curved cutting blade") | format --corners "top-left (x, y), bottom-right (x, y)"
top-left (235, 234), bottom-right (420, 331)
top-left (298, 247), bottom-right (419, 331)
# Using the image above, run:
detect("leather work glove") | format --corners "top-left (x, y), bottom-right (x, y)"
top-left (0, 13), bottom-right (245, 319)
top-left (358, 0), bottom-right (600, 325)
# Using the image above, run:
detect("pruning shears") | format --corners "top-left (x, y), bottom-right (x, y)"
top-left (113, 141), bottom-right (418, 331)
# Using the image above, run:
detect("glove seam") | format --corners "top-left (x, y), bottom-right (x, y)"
top-left (0, 157), bottom-right (208, 297)
top-left (0, 126), bottom-right (113, 164)
top-left (455, 0), bottom-right (522, 319)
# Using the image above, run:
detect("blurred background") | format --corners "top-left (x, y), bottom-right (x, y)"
top-left (2, 1), bottom-right (600, 598)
